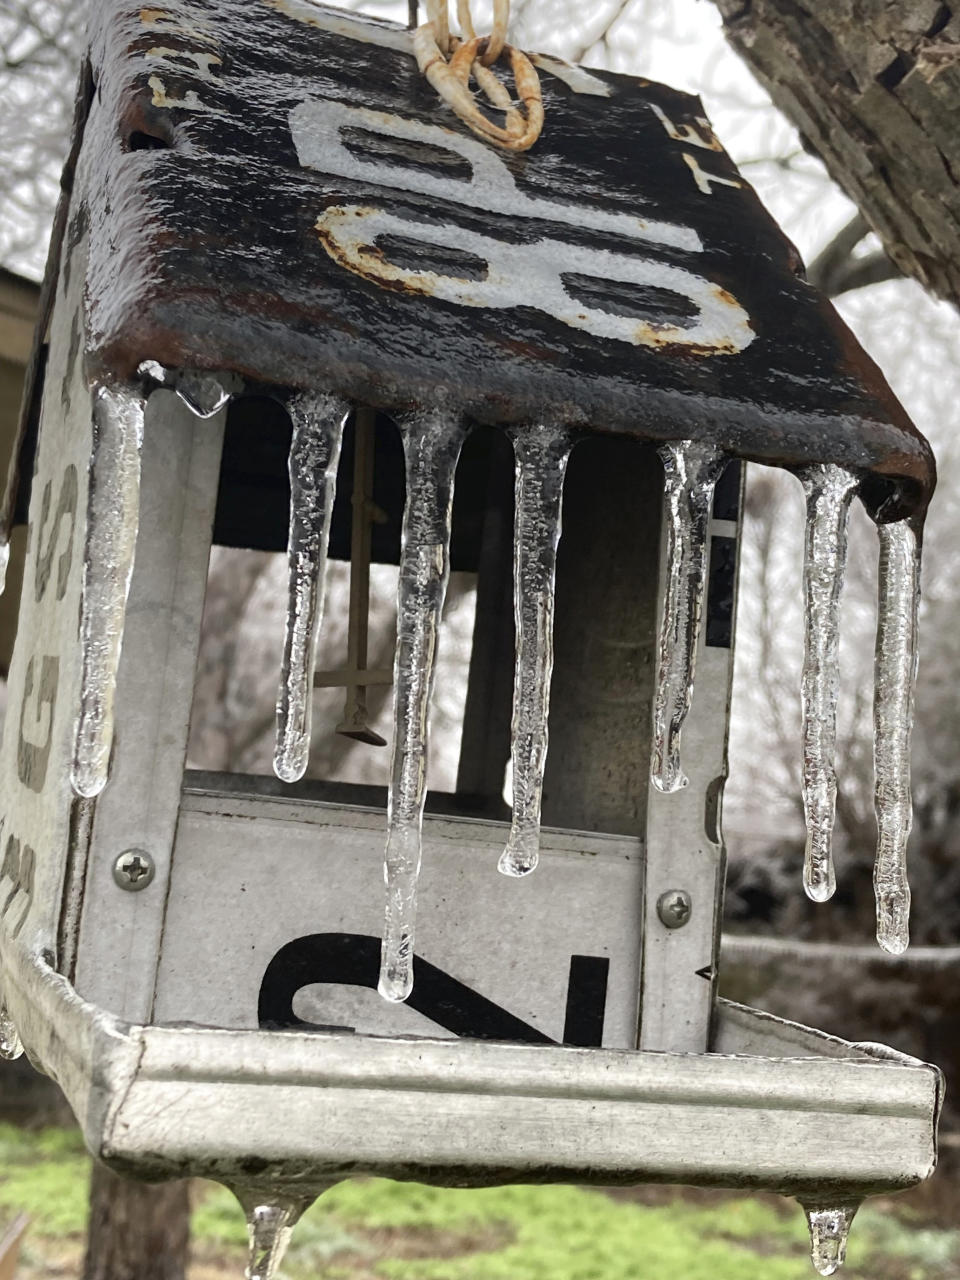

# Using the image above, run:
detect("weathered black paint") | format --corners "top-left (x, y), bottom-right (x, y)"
top-left (12, 0), bottom-right (934, 529)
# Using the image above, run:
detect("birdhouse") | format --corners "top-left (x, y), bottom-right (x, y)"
top-left (0, 2), bottom-right (941, 1276)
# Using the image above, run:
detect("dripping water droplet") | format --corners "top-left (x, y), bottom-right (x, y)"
top-left (0, 1003), bottom-right (23, 1061)
top-left (798, 464), bottom-right (857, 904)
top-left (380, 408), bottom-right (465, 1003)
top-left (804, 1203), bottom-right (858, 1275)
top-left (873, 518), bottom-right (920, 954)
top-left (137, 361), bottom-right (238, 419)
top-left (651, 440), bottom-right (725, 793)
top-left (71, 385), bottom-right (144, 798)
top-left (499, 425), bottom-right (573, 879)
top-left (273, 393), bottom-right (347, 783)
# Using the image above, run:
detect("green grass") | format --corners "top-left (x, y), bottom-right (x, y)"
top-left (0, 1122), bottom-right (88, 1235)
top-left (0, 1124), bottom-right (958, 1279)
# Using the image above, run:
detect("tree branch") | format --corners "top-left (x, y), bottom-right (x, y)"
top-left (711, 0), bottom-right (960, 307)
top-left (807, 212), bottom-right (901, 296)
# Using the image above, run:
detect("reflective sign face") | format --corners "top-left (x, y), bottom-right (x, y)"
top-left (83, 0), bottom-right (930, 508)
top-left (153, 789), bottom-right (644, 1048)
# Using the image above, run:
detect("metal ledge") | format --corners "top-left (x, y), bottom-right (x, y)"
top-left (2, 945), bottom-right (941, 1201)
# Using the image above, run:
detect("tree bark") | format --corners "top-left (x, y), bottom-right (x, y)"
top-left (82, 1163), bottom-right (190, 1280)
top-left (711, 0), bottom-right (960, 305)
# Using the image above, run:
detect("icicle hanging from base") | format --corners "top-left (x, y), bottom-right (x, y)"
top-left (0, 1003), bottom-right (23, 1061)
top-left (798, 464), bottom-right (858, 903)
top-left (273, 392), bottom-right (348, 783)
top-left (873, 517), bottom-right (921, 955)
top-left (651, 440), bottom-right (725, 793)
top-left (380, 407), bottom-right (466, 1003)
top-left (0, 539), bottom-right (9, 597)
top-left (803, 1203), bottom-right (858, 1276)
top-left (236, 1193), bottom-right (314, 1280)
top-left (499, 424), bottom-right (573, 878)
top-left (71, 384), bottom-right (145, 799)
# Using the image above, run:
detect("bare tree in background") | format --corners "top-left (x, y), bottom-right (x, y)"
top-left (0, 0), bottom-right (84, 279)
top-left (709, 1), bottom-right (960, 308)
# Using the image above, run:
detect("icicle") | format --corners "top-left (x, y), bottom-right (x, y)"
top-left (0, 1003), bottom-right (23, 1061)
top-left (380, 407), bottom-right (466, 1003)
top-left (273, 393), bottom-right (348, 783)
top-left (651, 440), bottom-right (725, 793)
top-left (499, 425), bottom-right (573, 878)
top-left (804, 1204), bottom-right (858, 1276)
top-left (798, 465), bottom-right (858, 903)
top-left (71, 385), bottom-right (144, 799)
top-left (238, 1195), bottom-right (311, 1280)
top-left (873, 518), bottom-right (921, 954)
top-left (0, 539), bottom-right (8, 597)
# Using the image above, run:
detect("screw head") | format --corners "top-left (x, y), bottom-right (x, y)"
top-left (657, 888), bottom-right (692, 929)
top-left (113, 849), bottom-right (155, 891)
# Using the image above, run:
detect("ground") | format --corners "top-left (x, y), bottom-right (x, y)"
top-left (0, 1124), bottom-right (958, 1279)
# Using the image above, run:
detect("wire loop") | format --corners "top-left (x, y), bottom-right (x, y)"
top-left (456, 0), bottom-right (509, 65)
top-left (415, 3), bottom-right (543, 152)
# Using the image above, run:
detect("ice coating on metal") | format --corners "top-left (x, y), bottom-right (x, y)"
top-left (804, 1204), bottom-right (858, 1276)
top-left (273, 393), bottom-right (347, 783)
top-left (291, 99), bottom-right (702, 255)
top-left (499, 426), bottom-right (573, 878)
top-left (71, 385), bottom-right (144, 799)
top-left (380, 408), bottom-right (466, 1003)
top-left (873, 519), bottom-right (920, 955)
top-left (799, 464), bottom-right (858, 904)
top-left (0, 1003), bottom-right (23, 1061)
top-left (58, 0), bottom-right (934, 526)
top-left (651, 440), bottom-right (725, 793)
top-left (243, 1199), bottom-right (305, 1280)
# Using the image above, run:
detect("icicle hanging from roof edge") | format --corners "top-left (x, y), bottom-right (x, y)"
top-left (650, 439), bottom-right (725, 794)
top-left (499, 423), bottom-right (573, 878)
top-left (71, 384), bottom-right (144, 799)
top-left (273, 392), bottom-right (348, 784)
top-left (380, 406), bottom-right (467, 1003)
top-left (873, 517), bottom-right (921, 955)
top-left (798, 464), bottom-right (858, 904)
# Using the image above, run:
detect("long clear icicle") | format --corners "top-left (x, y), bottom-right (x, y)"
top-left (651, 440), bottom-right (725, 793)
top-left (804, 1204), bottom-right (858, 1276)
top-left (873, 518), bottom-right (921, 954)
top-left (380, 407), bottom-right (465, 1003)
top-left (238, 1195), bottom-right (312, 1280)
top-left (71, 385), bottom-right (144, 798)
top-left (798, 464), bottom-right (858, 903)
top-left (273, 392), bottom-right (347, 783)
top-left (499, 425), bottom-right (573, 878)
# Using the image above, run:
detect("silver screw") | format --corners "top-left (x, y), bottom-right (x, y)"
top-left (657, 888), bottom-right (692, 929)
top-left (113, 849), bottom-right (155, 891)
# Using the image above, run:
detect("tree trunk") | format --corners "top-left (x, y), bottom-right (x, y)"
top-left (711, 0), bottom-right (960, 305)
top-left (82, 1163), bottom-right (190, 1280)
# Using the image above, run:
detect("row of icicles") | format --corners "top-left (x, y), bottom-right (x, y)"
top-left (58, 391), bottom-right (921, 1002)
top-left (272, 398), bottom-right (920, 994)
top-left (0, 387), bottom-right (919, 1280)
